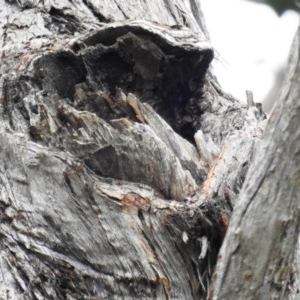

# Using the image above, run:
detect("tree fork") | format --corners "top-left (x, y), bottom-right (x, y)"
top-left (0, 1), bottom-right (297, 299)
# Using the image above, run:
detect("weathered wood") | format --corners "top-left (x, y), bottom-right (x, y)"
top-left (0, 0), bottom-right (283, 299)
top-left (210, 27), bottom-right (300, 299)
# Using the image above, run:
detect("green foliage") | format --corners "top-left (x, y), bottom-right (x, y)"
top-left (267, 0), bottom-right (297, 14)
top-left (247, 0), bottom-right (298, 15)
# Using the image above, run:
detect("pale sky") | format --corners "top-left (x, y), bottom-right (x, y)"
top-left (201, 0), bottom-right (299, 106)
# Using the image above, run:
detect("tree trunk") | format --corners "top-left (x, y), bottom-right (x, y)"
top-left (0, 1), bottom-right (296, 299)
top-left (210, 26), bottom-right (300, 299)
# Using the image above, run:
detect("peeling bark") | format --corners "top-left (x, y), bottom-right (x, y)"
top-left (210, 27), bottom-right (300, 300)
top-left (0, 1), bottom-right (291, 300)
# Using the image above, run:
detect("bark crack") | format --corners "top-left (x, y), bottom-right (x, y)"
top-left (82, 0), bottom-right (112, 23)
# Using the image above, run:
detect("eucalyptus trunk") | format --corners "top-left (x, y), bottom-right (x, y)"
top-left (0, 1), bottom-right (298, 299)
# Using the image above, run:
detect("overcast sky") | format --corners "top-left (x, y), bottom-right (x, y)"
top-left (201, 0), bottom-right (299, 107)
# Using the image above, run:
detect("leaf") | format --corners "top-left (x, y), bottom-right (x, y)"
top-left (246, 0), bottom-right (298, 15)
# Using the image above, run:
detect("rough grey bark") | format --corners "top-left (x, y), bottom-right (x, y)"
top-left (210, 26), bottom-right (300, 300)
top-left (0, 0), bottom-right (291, 300)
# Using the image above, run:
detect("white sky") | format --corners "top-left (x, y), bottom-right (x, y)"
top-left (201, 0), bottom-right (299, 105)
